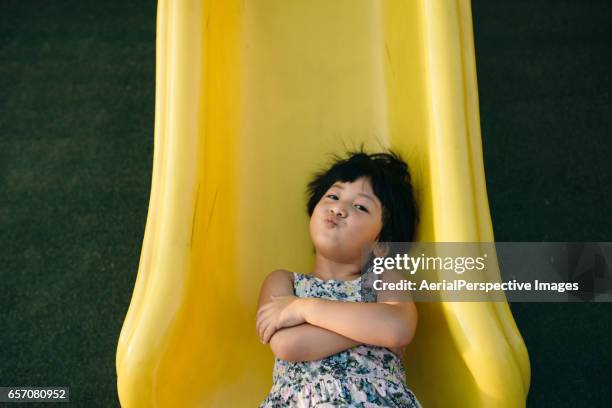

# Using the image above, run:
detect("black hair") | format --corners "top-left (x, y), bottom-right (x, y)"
top-left (306, 147), bottom-right (418, 243)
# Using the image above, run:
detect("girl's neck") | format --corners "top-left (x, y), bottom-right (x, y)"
top-left (311, 254), bottom-right (362, 281)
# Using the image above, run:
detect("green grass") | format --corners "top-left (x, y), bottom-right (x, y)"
top-left (0, 1), bottom-right (155, 406)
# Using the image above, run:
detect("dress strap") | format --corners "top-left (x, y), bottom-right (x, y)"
top-left (291, 271), bottom-right (302, 288)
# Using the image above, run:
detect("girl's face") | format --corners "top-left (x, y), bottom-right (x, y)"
top-left (309, 176), bottom-right (384, 263)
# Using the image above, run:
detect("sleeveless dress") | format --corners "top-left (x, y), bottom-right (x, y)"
top-left (259, 272), bottom-right (422, 408)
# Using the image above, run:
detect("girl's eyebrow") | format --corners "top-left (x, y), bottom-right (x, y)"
top-left (330, 183), bottom-right (380, 209)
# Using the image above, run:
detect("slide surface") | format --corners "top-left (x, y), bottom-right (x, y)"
top-left (116, 1), bottom-right (531, 406)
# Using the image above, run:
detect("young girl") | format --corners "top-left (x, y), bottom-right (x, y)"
top-left (256, 150), bottom-right (422, 407)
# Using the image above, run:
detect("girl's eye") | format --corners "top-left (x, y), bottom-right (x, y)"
top-left (354, 204), bottom-right (369, 213)
top-left (325, 194), bottom-right (368, 213)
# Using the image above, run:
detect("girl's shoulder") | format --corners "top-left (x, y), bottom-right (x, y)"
top-left (268, 269), bottom-right (296, 284)
top-left (258, 270), bottom-right (296, 303)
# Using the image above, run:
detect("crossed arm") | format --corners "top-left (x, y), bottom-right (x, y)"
top-left (256, 269), bottom-right (418, 362)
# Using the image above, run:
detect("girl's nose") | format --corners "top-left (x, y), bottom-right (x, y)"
top-left (330, 206), bottom-right (346, 218)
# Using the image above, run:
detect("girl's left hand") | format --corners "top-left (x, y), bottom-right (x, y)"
top-left (256, 295), bottom-right (305, 344)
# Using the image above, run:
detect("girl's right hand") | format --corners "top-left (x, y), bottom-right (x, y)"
top-left (256, 295), bottom-right (305, 344)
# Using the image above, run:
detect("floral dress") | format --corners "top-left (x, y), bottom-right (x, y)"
top-left (259, 272), bottom-right (422, 408)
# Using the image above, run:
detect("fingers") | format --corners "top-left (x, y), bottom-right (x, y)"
top-left (257, 308), bottom-right (273, 343)
top-left (259, 320), bottom-right (269, 343)
top-left (256, 314), bottom-right (262, 336)
top-left (256, 309), bottom-right (268, 340)
top-left (259, 318), bottom-right (277, 344)
top-left (255, 297), bottom-right (275, 319)
top-left (257, 314), bottom-right (279, 344)
top-left (262, 321), bottom-right (277, 344)
top-left (256, 304), bottom-right (267, 319)
top-left (255, 296), bottom-right (280, 343)
top-left (255, 308), bottom-right (268, 336)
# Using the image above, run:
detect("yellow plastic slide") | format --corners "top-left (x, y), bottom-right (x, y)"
top-left (116, 0), bottom-right (531, 406)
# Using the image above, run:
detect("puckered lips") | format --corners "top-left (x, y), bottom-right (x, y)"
top-left (325, 215), bottom-right (339, 227)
